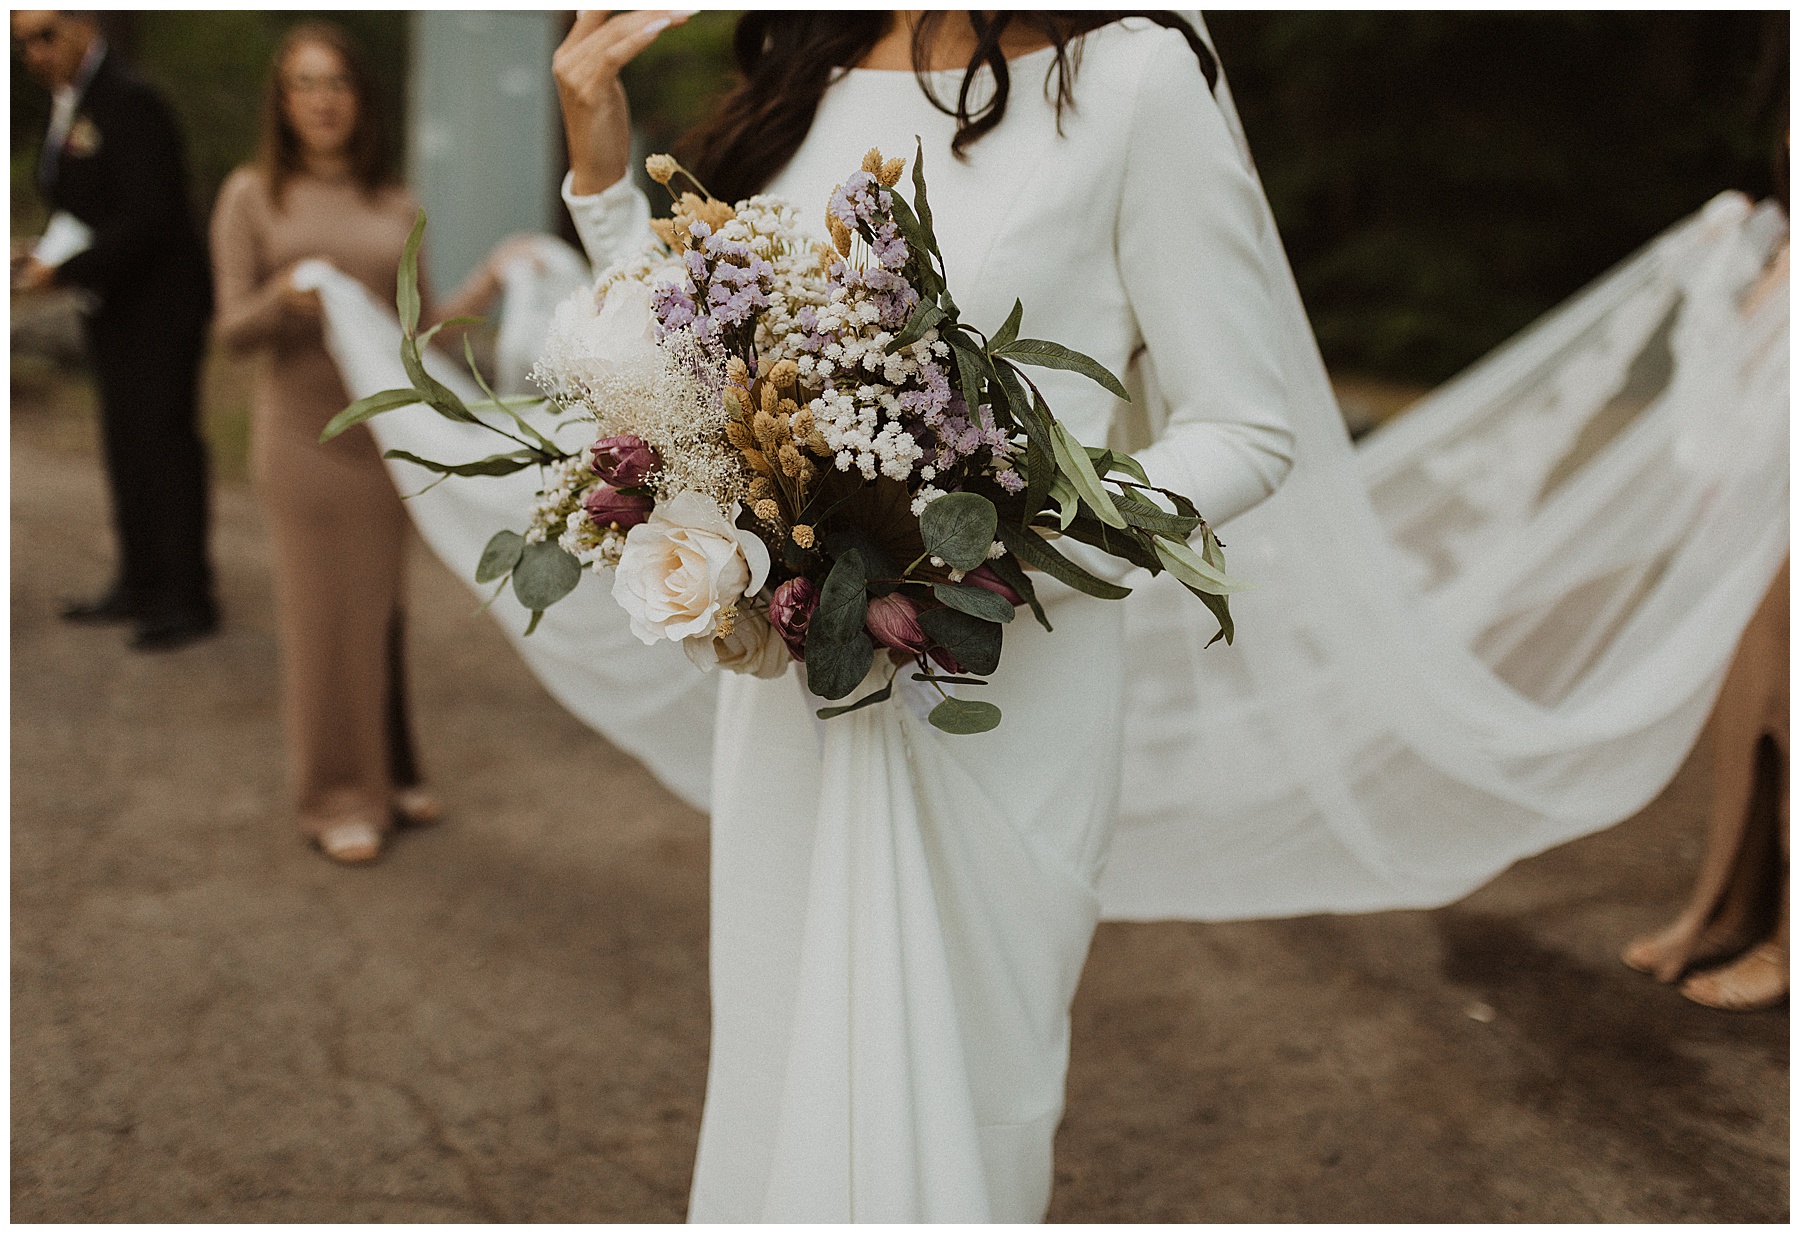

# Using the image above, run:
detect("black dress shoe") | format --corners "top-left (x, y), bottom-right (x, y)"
top-left (61, 587), bottom-right (146, 625)
top-left (130, 606), bottom-right (220, 653)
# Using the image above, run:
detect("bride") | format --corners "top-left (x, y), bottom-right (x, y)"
top-left (553, 9), bottom-right (1295, 1221)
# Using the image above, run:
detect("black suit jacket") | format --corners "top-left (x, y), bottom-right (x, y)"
top-left (41, 50), bottom-right (211, 328)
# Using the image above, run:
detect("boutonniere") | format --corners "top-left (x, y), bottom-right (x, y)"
top-left (65, 115), bottom-right (101, 158)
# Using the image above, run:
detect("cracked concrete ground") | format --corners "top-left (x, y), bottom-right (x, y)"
top-left (11, 385), bottom-right (1787, 1221)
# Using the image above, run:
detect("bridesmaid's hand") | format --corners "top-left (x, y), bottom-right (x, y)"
top-left (554, 10), bottom-right (695, 197)
top-left (277, 262), bottom-right (322, 321)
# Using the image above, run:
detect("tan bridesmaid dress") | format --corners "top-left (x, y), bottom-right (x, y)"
top-left (209, 166), bottom-right (428, 844)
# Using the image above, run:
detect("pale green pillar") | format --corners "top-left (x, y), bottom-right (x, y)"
top-left (408, 10), bottom-right (562, 292)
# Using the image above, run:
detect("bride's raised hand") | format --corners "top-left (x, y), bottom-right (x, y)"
top-left (554, 10), bottom-right (695, 196)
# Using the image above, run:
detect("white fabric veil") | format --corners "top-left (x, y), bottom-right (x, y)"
top-left (299, 18), bottom-right (1788, 923)
top-left (1098, 13), bottom-right (1792, 918)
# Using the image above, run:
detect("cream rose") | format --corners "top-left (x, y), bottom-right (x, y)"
top-left (613, 491), bottom-right (771, 645)
top-left (682, 605), bottom-right (791, 679)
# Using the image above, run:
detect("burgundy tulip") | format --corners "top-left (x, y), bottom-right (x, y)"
top-left (769, 576), bottom-right (820, 659)
top-left (963, 563), bottom-right (1023, 607)
top-left (927, 645), bottom-right (966, 675)
top-left (583, 483), bottom-right (653, 530)
top-left (588, 434), bottom-right (658, 488)
top-left (865, 592), bottom-right (930, 654)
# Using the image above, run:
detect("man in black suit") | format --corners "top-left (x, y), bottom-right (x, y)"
top-left (14, 11), bottom-right (219, 651)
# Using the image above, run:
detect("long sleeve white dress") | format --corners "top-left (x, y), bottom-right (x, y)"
top-left (564, 19), bottom-right (1293, 1221)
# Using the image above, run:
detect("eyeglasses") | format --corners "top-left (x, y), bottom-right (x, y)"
top-left (282, 72), bottom-right (355, 97)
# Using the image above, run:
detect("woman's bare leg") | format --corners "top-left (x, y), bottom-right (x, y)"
top-left (1623, 559), bottom-right (1788, 982)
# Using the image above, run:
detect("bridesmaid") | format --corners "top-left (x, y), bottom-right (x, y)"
top-left (210, 23), bottom-right (516, 863)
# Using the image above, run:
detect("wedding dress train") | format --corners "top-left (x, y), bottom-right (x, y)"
top-left (300, 16), bottom-right (1786, 1221)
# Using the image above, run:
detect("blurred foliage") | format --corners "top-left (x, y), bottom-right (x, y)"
top-left (12, 12), bottom-right (408, 229)
top-left (619, 9), bottom-right (739, 164)
top-left (12, 11), bottom-right (1787, 385)
top-left (1207, 11), bottom-right (1788, 380)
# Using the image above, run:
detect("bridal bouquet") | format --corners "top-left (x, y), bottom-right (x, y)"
top-left (326, 145), bottom-right (1241, 733)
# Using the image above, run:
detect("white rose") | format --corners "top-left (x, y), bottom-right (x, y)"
top-left (541, 276), bottom-right (664, 395)
top-left (612, 491), bottom-right (771, 645)
top-left (682, 606), bottom-right (791, 679)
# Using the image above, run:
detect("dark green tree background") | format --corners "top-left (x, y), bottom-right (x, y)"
top-left (1206, 11), bottom-right (1788, 380)
top-left (13, 12), bottom-right (1786, 385)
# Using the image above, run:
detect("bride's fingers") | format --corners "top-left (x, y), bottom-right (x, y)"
top-left (557, 9), bottom-right (689, 86)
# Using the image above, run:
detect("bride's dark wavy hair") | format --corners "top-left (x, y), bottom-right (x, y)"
top-left (681, 12), bottom-right (1216, 204)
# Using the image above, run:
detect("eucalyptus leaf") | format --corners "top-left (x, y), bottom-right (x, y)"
top-left (475, 530), bottom-right (525, 584)
top-left (523, 609), bottom-right (544, 636)
top-left (932, 582), bottom-right (1014, 624)
top-left (320, 388), bottom-right (423, 443)
top-left (995, 337), bottom-right (1131, 401)
top-left (804, 552), bottom-right (874, 700)
top-left (511, 538), bottom-right (582, 611)
top-left (928, 696), bottom-right (1002, 735)
top-left (918, 606), bottom-right (1002, 676)
top-left (919, 491), bottom-right (998, 571)
top-left (816, 678), bottom-right (894, 720)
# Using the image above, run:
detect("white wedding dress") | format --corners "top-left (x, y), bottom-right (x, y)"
top-left (297, 14), bottom-right (1789, 1224)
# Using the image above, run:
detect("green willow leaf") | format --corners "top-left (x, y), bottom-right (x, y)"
top-left (928, 696), bottom-right (1002, 735)
top-left (475, 530), bottom-right (525, 584)
top-left (994, 521), bottom-right (1132, 600)
top-left (399, 333), bottom-right (477, 425)
top-left (382, 448), bottom-right (538, 477)
top-left (1114, 488), bottom-right (1202, 538)
top-left (1051, 421), bottom-right (1126, 529)
top-left (1048, 472), bottom-right (1082, 531)
top-left (910, 672), bottom-right (990, 687)
top-left (909, 137), bottom-right (938, 257)
top-left (1153, 534), bottom-right (1250, 596)
top-left (398, 210), bottom-right (425, 334)
top-left (886, 300), bottom-right (947, 354)
top-left (464, 335), bottom-right (560, 453)
top-left (320, 388), bottom-right (423, 443)
top-left (995, 337), bottom-right (1131, 401)
top-left (989, 299), bottom-right (1023, 351)
top-left (816, 677), bottom-right (894, 720)
top-left (932, 582), bottom-right (1014, 624)
top-left (985, 553), bottom-right (1050, 632)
